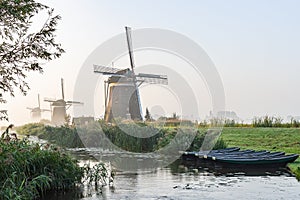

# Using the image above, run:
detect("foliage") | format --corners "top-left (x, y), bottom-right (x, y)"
top-left (38, 125), bottom-right (84, 148)
top-left (296, 167), bottom-right (300, 181)
top-left (289, 118), bottom-right (300, 128)
top-left (171, 112), bottom-right (179, 120)
top-left (198, 120), bottom-right (208, 128)
top-left (101, 122), bottom-right (163, 152)
top-left (0, 139), bottom-right (83, 199)
top-left (155, 128), bottom-right (227, 151)
top-left (0, 132), bottom-right (111, 199)
top-left (197, 115), bottom-right (300, 128)
top-left (252, 116), bottom-right (284, 127)
top-left (252, 115), bottom-right (300, 128)
top-left (17, 121), bottom-right (227, 154)
top-left (144, 107), bottom-right (152, 121)
top-left (17, 123), bottom-right (84, 148)
top-left (16, 122), bottom-right (46, 136)
top-left (212, 137), bottom-right (227, 150)
top-left (0, 0), bottom-right (64, 120)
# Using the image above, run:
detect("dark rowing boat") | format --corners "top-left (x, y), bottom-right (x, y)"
top-left (214, 154), bottom-right (299, 165)
top-left (181, 147), bottom-right (299, 167)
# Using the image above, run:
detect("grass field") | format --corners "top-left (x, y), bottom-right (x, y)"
top-left (220, 128), bottom-right (300, 180)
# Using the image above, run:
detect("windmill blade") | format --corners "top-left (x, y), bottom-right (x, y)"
top-left (26, 107), bottom-right (34, 110)
top-left (125, 26), bottom-right (135, 72)
top-left (44, 97), bottom-right (56, 102)
top-left (61, 78), bottom-right (65, 100)
top-left (38, 94), bottom-right (40, 109)
top-left (136, 73), bottom-right (168, 85)
top-left (66, 101), bottom-right (84, 105)
top-left (93, 65), bottom-right (123, 75)
top-left (40, 108), bottom-right (51, 111)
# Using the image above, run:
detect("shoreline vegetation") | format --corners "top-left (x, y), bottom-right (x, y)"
top-left (0, 133), bottom-right (109, 200)
top-left (15, 117), bottom-right (300, 180)
top-left (16, 121), bottom-right (227, 152)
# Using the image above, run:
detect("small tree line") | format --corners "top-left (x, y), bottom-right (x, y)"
top-left (197, 115), bottom-right (300, 128)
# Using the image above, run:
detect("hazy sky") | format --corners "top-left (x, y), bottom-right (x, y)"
top-left (2, 0), bottom-right (300, 125)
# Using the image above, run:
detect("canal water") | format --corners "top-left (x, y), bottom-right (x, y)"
top-left (41, 148), bottom-right (300, 200)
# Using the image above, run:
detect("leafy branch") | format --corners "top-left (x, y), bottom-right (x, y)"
top-left (0, 0), bottom-right (65, 120)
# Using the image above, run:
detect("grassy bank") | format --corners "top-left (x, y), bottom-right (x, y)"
top-left (17, 122), bottom-right (226, 152)
top-left (220, 127), bottom-right (300, 180)
top-left (17, 124), bottom-right (300, 180)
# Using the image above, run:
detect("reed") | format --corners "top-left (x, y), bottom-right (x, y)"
top-left (0, 131), bottom-right (110, 199)
top-left (0, 139), bottom-right (83, 199)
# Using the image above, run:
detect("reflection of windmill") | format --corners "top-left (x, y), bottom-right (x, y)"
top-left (44, 78), bottom-right (83, 125)
top-left (27, 94), bottom-right (50, 121)
top-left (94, 27), bottom-right (168, 122)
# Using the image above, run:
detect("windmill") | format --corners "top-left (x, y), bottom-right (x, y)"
top-left (26, 94), bottom-right (50, 122)
top-left (94, 27), bottom-right (168, 122)
top-left (44, 78), bottom-right (83, 125)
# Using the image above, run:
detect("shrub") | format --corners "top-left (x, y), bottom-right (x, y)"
top-left (0, 138), bottom-right (110, 199)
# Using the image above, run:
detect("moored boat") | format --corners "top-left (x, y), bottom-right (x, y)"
top-left (181, 147), bottom-right (299, 168)
top-left (214, 154), bottom-right (299, 165)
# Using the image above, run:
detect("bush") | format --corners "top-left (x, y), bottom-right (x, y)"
top-left (16, 123), bottom-right (46, 136)
top-left (0, 139), bottom-right (84, 199)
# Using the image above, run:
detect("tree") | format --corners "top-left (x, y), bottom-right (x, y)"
top-left (171, 112), bottom-right (179, 120)
top-left (0, 0), bottom-right (65, 120)
top-left (144, 107), bottom-right (152, 121)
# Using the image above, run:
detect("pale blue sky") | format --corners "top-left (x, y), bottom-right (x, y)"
top-left (2, 0), bottom-right (300, 125)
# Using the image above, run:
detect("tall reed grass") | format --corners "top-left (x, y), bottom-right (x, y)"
top-left (0, 137), bottom-right (109, 199)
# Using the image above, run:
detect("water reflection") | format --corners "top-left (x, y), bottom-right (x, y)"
top-left (174, 159), bottom-right (293, 177)
top-left (40, 148), bottom-right (300, 200)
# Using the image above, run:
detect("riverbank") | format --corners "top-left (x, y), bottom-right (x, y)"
top-left (220, 127), bottom-right (300, 180)
top-left (16, 122), bottom-right (226, 152)
top-left (0, 138), bottom-right (83, 199)
top-left (0, 135), bottom-right (110, 199)
top-left (16, 123), bottom-right (300, 179)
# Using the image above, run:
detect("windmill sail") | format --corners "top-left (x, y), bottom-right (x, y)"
top-left (38, 94), bottom-right (41, 109)
top-left (93, 65), bottom-right (123, 75)
top-left (125, 26), bottom-right (143, 120)
top-left (136, 73), bottom-right (168, 85)
top-left (66, 100), bottom-right (84, 105)
top-left (61, 78), bottom-right (65, 100)
top-left (125, 26), bottom-right (135, 72)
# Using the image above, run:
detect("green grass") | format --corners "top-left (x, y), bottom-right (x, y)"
top-left (220, 127), bottom-right (300, 180)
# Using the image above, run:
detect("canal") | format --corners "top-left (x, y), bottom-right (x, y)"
top-left (41, 148), bottom-right (300, 200)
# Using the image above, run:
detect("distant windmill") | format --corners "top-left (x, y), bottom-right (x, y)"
top-left (27, 94), bottom-right (50, 121)
top-left (44, 78), bottom-right (83, 125)
top-left (94, 27), bottom-right (168, 122)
